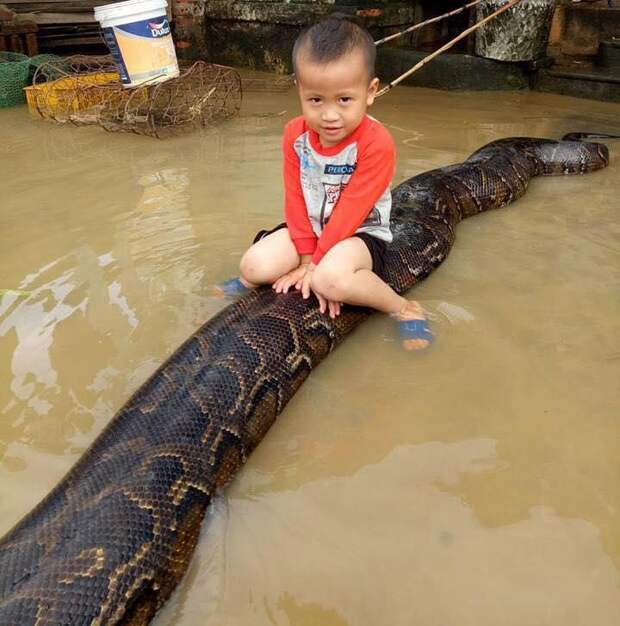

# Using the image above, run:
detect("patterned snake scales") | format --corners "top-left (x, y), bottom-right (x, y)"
top-left (0, 135), bottom-right (610, 625)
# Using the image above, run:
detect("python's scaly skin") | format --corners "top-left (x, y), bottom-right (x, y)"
top-left (0, 138), bottom-right (609, 625)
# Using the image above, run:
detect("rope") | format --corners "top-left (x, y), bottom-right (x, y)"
top-left (376, 0), bottom-right (523, 98)
top-left (374, 0), bottom-right (486, 47)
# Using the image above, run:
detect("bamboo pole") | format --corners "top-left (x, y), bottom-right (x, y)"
top-left (374, 0), bottom-right (486, 47)
top-left (376, 0), bottom-right (523, 98)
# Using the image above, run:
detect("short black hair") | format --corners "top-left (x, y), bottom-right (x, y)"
top-left (293, 13), bottom-right (376, 78)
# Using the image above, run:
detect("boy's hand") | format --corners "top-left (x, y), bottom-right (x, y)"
top-left (300, 265), bottom-right (341, 319)
top-left (315, 294), bottom-right (341, 319)
top-left (299, 264), bottom-right (314, 300)
top-left (272, 263), bottom-right (310, 294)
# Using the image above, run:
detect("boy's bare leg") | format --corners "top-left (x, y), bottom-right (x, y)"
top-left (239, 227), bottom-right (300, 287)
top-left (311, 238), bottom-right (430, 350)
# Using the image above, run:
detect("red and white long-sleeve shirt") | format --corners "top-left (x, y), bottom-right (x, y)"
top-left (282, 115), bottom-right (395, 265)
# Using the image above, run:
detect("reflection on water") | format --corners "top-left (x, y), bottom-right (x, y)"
top-left (158, 441), bottom-right (620, 626)
top-left (0, 165), bottom-right (201, 461)
top-left (0, 85), bottom-right (619, 624)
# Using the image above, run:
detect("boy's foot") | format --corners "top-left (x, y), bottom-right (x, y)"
top-left (213, 277), bottom-right (252, 298)
top-left (391, 300), bottom-right (432, 351)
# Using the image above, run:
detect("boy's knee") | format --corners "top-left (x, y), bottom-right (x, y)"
top-left (312, 264), bottom-right (349, 301)
top-left (240, 248), bottom-right (268, 284)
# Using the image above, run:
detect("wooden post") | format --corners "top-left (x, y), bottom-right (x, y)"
top-left (466, 6), bottom-right (476, 54)
top-left (410, 2), bottom-right (424, 48)
top-left (10, 33), bottom-right (23, 53)
top-left (25, 32), bottom-right (38, 55)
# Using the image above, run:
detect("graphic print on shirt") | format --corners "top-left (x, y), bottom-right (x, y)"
top-left (324, 163), bottom-right (356, 176)
top-left (300, 148), bottom-right (316, 171)
top-left (320, 182), bottom-right (347, 228)
top-left (292, 126), bottom-right (393, 244)
top-left (362, 207), bottom-right (382, 227)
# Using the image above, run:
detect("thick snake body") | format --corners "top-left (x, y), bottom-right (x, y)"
top-left (0, 136), bottom-right (609, 625)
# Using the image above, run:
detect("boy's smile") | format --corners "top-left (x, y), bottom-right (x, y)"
top-left (295, 49), bottom-right (379, 148)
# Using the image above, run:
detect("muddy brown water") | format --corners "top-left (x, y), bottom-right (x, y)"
top-left (1, 83), bottom-right (619, 625)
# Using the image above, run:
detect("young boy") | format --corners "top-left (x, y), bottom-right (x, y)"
top-left (217, 14), bottom-right (431, 350)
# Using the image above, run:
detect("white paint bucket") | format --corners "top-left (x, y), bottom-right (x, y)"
top-left (94, 0), bottom-right (179, 88)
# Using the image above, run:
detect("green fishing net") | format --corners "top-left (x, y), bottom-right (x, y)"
top-left (0, 52), bottom-right (59, 107)
top-left (0, 51), bottom-right (29, 107)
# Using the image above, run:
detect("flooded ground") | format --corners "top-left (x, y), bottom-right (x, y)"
top-left (1, 82), bottom-right (619, 625)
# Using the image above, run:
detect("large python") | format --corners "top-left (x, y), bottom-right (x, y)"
top-left (0, 134), bottom-right (610, 625)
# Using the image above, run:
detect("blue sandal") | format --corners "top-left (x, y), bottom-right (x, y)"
top-left (396, 317), bottom-right (433, 345)
top-left (214, 277), bottom-right (251, 298)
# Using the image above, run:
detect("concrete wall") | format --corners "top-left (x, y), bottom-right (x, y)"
top-left (171, 1), bottom-right (620, 72)
top-left (172, 1), bottom-right (416, 70)
top-left (549, 4), bottom-right (620, 56)
top-left (171, 0), bottom-right (207, 58)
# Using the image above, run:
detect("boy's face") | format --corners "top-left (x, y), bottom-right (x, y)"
top-left (295, 48), bottom-right (379, 148)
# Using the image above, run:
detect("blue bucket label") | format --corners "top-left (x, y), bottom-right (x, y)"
top-left (102, 26), bottom-right (130, 83)
top-left (101, 14), bottom-right (178, 86)
top-left (117, 15), bottom-right (171, 39)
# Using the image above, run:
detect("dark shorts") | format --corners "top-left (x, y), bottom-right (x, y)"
top-left (253, 223), bottom-right (388, 281)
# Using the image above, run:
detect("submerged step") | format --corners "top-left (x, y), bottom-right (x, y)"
top-left (545, 66), bottom-right (620, 84)
top-left (598, 39), bottom-right (620, 71)
top-left (535, 66), bottom-right (620, 102)
top-left (376, 48), bottom-right (529, 91)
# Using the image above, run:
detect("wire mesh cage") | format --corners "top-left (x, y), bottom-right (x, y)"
top-left (240, 73), bottom-right (294, 93)
top-left (27, 55), bottom-right (242, 137)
